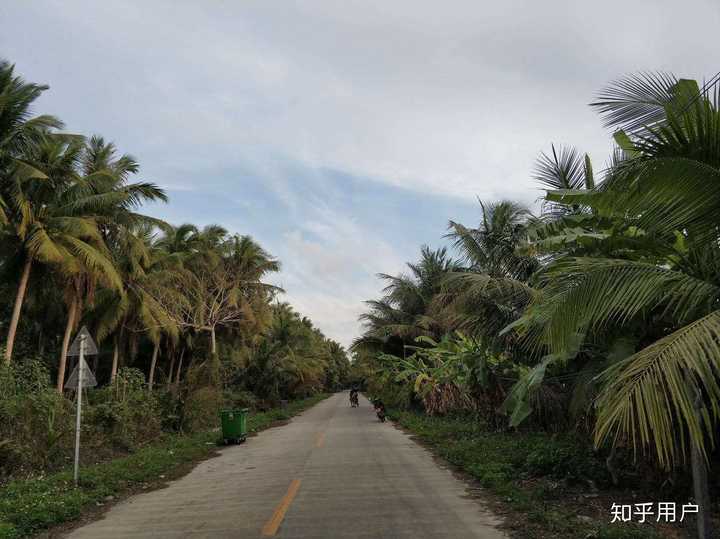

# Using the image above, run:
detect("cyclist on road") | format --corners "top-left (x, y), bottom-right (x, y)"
top-left (349, 386), bottom-right (359, 407)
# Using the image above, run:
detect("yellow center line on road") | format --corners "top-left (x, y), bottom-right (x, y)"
top-left (261, 479), bottom-right (302, 536)
top-left (315, 432), bottom-right (325, 448)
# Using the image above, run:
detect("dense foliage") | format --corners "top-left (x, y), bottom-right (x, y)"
top-left (0, 394), bottom-right (329, 539)
top-left (0, 60), bottom-right (350, 481)
top-left (354, 74), bottom-right (720, 486)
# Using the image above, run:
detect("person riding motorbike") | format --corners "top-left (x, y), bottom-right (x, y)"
top-left (373, 398), bottom-right (386, 422)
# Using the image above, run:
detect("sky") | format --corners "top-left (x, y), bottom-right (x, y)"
top-left (2, 1), bottom-right (718, 348)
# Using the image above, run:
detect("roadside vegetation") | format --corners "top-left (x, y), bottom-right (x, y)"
top-left (0, 394), bottom-right (328, 539)
top-left (353, 74), bottom-right (720, 538)
top-left (393, 411), bottom-right (663, 538)
top-left (0, 54), bottom-right (350, 524)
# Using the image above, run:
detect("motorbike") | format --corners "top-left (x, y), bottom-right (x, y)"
top-left (374, 404), bottom-right (386, 422)
top-left (349, 392), bottom-right (359, 407)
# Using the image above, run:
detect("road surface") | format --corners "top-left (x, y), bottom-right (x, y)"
top-left (66, 393), bottom-right (505, 538)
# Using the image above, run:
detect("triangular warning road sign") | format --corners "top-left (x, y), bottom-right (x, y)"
top-left (68, 326), bottom-right (98, 356)
top-left (65, 357), bottom-right (97, 389)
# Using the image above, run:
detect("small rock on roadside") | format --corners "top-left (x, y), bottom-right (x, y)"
top-left (104, 495), bottom-right (115, 502)
top-left (577, 515), bottom-right (594, 524)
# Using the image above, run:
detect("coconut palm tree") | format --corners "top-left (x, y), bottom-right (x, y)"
top-left (0, 60), bottom-right (64, 362)
top-left (152, 226), bottom-right (281, 389)
top-left (77, 135), bottom-right (168, 241)
top-left (223, 234), bottom-right (280, 338)
top-left (75, 136), bottom-right (169, 385)
top-left (526, 74), bottom-right (720, 467)
top-left (154, 223), bottom-right (200, 264)
top-left (243, 303), bottom-right (330, 400)
top-left (354, 246), bottom-right (461, 354)
top-left (1, 134), bottom-right (124, 387)
top-left (90, 224), bottom-right (180, 385)
top-left (448, 200), bottom-right (538, 280)
top-left (0, 60), bottom-right (63, 222)
top-left (435, 201), bottom-right (538, 340)
top-left (47, 136), bottom-right (168, 391)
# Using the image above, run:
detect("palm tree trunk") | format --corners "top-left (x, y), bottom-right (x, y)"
top-left (37, 325), bottom-right (44, 357)
top-left (167, 351), bottom-right (176, 390)
top-left (110, 336), bottom-right (120, 382)
top-left (4, 256), bottom-right (32, 364)
top-left (148, 340), bottom-right (160, 392)
top-left (110, 324), bottom-right (125, 382)
top-left (175, 349), bottom-right (184, 385)
top-left (210, 327), bottom-right (217, 356)
top-left (209, 327), bottom-right (219, 385)
top-left (691, 385), bottom-right (711, 539)
top-left (56, 296), bottom-right (79, 392)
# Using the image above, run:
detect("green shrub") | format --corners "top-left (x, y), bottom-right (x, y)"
top-left (223, 389), bottom-right (258, 410)
top-left (181, 387), bottom-right (222, 432)
top-left (84, 368), bottom-right (163, 453)
top-left (0, 394), bottom-right (329, 538)
top-left (155, 389), bottom-right (184, 432)
top-left (0, 362), bottom-right (74, 480)
top-left (1, 364), bottom-right (169, 480)
top-left (0, 521), bottom-right (16, 539)
top-left (522, 438), bottom-right (608, 484)
top-left (596, 525), bottom-right (660, 538)
top-left (392, 410), bottom-right (666, 539)
top-left (0, 354), bottom-right (319, 484)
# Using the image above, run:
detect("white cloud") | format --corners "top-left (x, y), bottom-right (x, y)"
top-left (6, 1), bottom-right (718, 202)
top-left (3, 0), bottom-right (718, 345)
top-left (270, 203), bottom-right (407, 348)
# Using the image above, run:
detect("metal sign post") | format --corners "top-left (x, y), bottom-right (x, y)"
top-left (67, 326), bottom-right (98, 487)
top-left (73, 335), bottom-right (85, 486)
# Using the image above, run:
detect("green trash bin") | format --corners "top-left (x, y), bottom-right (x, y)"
top-left (220, 409), bottom-right (249, 444)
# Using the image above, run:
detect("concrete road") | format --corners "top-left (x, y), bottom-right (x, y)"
top-left (66, 393), bottom-right (505, 538)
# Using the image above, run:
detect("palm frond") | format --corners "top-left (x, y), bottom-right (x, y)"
top-left (592, 72), bottom-right (680, 133)
top-left (595, 310), bottom-right (720, 467)
top-left (534, 144), bottom-right (587, 191)
top-left (62, 235), bottom-right (123, 291)
top-left (537, 257), bottom-right (720, 353)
